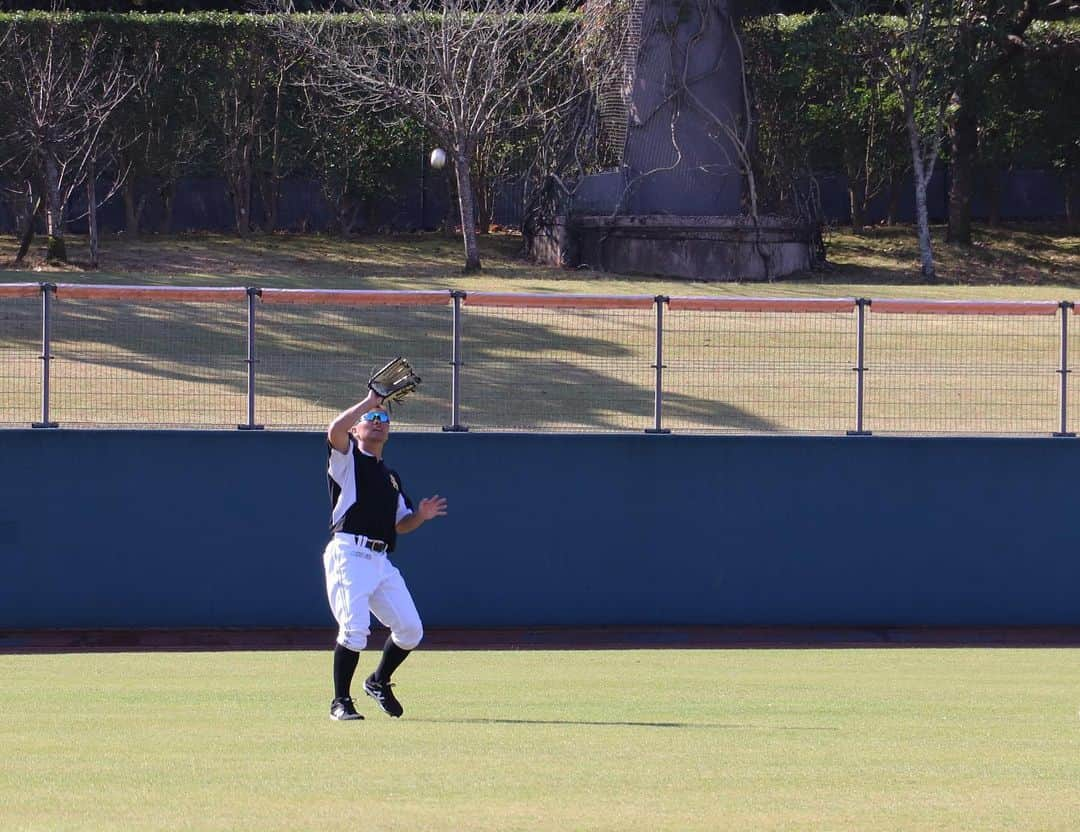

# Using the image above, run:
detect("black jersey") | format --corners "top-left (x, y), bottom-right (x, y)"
top-left (328, 438), bottom-right (413, 551)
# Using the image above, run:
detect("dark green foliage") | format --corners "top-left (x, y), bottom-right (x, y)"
top-left (740, 13), bottom-right (1076, 223)
top-left (0, 10), bottom-right (1074, 234)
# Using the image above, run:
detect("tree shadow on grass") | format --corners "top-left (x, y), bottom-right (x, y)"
top-left (812, 225), bottom-right (1080, 288)
top-left (0, 232), bottom-right (541, 286)
top-left (1, 296), bottom-right (776, 432)
top-left (411, 717), bottom-right (838, 731)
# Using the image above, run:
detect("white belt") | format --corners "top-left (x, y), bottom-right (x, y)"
top-left (335, 532), bottom-right (389, 553)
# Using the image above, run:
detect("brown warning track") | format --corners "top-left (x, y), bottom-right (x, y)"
top-left (1, 626), bottom-right (1077, 654)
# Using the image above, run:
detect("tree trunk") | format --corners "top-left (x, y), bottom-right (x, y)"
top-left (261, 68), bottom-right (287, 234)
top-left (1065, 173), bottom-right (1079, 235)
top-left (453, 148), bottom-right (481, 272)
top-left (87, 158), bottom-right (100, 268)
top-left (848, 180), bottom-right (866, 231)
top-left (475, 167), bottom-right (491, 235)
top-left (44, 156), bottom-right (67, 264)
top-left (885, 175), bottom-right (903, 226)
top-left (946, 91), bottom-right (977, 245)
top-left (985, 169), bottom-right (1001, 228)
top-left (122, 178), bottom-right (142, 237)
top-left (15, 195), bottom-right (41, 264)
top-left (845, 149), bottom-right (866, 231)
top-left (259, 176), bottom-right (280, 235)
top-left (907, 114), bottom-right (937, 282)
top-left (231, 171), bottom-right (251, 237)
top-left (160, 181), bottom-right (175, 234)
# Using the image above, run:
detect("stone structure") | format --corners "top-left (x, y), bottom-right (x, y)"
top-left (533, 214), bottom-right (812, 281)
top-left (528, 0), bottom-right (810, 281)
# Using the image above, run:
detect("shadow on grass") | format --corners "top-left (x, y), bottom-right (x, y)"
top-left (4, 224), bottom-right (1077, 289)
top-left (412, 717), bottom-right (839, 731)
top-left (814, 225), bottom-right (1080, 287)
top-left (1, 232), bottom-right (537, 287)
top-left (0, 292), bottom-right (775, 431)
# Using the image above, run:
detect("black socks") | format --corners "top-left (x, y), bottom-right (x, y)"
top-left (372, 637), bottom-right (411, 683)
top-left (334, 638), bottom-right (411, 697)
top-left (333, 642), bottom-right (360, 699)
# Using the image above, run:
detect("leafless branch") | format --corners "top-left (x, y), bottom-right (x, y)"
top-left (275, 0), bottom-right (586, 271)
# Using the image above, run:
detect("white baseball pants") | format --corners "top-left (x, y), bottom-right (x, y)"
top-left (323, 535), bottom-right (423, 652)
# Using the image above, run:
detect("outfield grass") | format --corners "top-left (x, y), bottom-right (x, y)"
top-left (2, 649), bottom-right (1078, 831)
top-left (2, 225), bottom-right (1078, 295)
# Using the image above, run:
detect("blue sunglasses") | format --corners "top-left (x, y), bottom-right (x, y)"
top-left (360, 411), bottom-right (390, 423)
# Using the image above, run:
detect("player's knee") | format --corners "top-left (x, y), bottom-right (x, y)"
top-left (393, 621), bottom-right (423, 651)
top-left (338, 627), bottom-right (369, 652)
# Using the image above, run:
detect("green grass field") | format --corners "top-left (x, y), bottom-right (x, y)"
top-left (2, 648), bottom-right (1078, 831)
top-left (3, 224), bottom-right (1078, 295)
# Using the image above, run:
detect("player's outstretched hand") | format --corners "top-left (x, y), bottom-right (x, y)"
top-left (416, 495), bottom-right (448, 521)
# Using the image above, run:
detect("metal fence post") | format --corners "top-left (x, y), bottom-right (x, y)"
top-left (847, 297), bottom-right (871, 436)
top-left (1054, 300), bottom-right (1075, 437)
top-left (645, 295), bottom-right (671, 434)
top-left (443, 290), bottom-right (468, 432)
top-left (33, 283), bottom-right (58, 428)
top-left (238, 287), bottom-right (264, 430)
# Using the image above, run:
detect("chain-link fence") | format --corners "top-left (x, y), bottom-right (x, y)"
top-left (1, 283), bottom-right (1077, 435)
top-left (863, 300), bottom-right (1062, 435)
top-left (0, 284), bottom-right (41, 426)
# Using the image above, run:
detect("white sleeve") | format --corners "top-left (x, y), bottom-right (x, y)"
top-left (395, 494), bottom-right (412, 525)
top-left (328, 437), bottom-right (354, 486)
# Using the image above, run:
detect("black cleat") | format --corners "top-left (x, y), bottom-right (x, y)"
top-left (329, 696), bottom-right (363, 721)
top-left (363, 674), bottom-right (404, 718)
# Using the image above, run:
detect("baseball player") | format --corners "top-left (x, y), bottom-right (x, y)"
top-left (323, 389), bottom-right (447, 721)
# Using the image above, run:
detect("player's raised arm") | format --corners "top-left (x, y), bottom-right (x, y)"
top-left (329, 357), bottom-right (422, 453)
top-left (328, 391), bottom-right (385, 453)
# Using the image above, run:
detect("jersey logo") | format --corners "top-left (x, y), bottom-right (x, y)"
top-left (389, 473), bottom-right (400, 492)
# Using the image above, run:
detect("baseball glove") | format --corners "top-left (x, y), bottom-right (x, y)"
top-left (368, 356), bottom-right (421, 404)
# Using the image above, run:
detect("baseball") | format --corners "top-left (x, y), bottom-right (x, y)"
top-left (429, 148), bottom-right (447, 169)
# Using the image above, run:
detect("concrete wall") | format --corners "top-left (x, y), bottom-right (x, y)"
top-left (1, 430), bottom-right (1078, 629)
top-left (569, 215), bottom-right (811, 280)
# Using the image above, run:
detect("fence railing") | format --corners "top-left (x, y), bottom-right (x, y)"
top-left (1, 282), bottom-right (1077, 435)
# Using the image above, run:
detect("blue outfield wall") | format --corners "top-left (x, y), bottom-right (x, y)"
top-left (1, 430), bottom-right (1078, 629)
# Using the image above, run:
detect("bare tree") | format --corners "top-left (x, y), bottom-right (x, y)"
top-left (0, 13), bottom-right (146, 263)
top-left (297, 81), bottom-right (421, 234)
top-left (256, 55), bottom-right (297, 234)
top-left (213, 36), bottom-right (269, 238)
top-left (278, 0), bottom-right (585, 272)
top-left (112, 33), bottom-right (210, 237)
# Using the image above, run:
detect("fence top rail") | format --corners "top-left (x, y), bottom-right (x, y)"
top-left (259, 288), bottom-right (451, 306)
top-left (2, 286), bottom-right (1074, 316)
top-left (667, 296), bottom-right (856, 313)
top-left (870, 299), bottom-right (1060, 316)
top-left (53, 284), bottom-right (250, 303)
top-left (465, 292), bottom-right (656, 310)
top-left (0, 283), bottom-right (42, 299)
